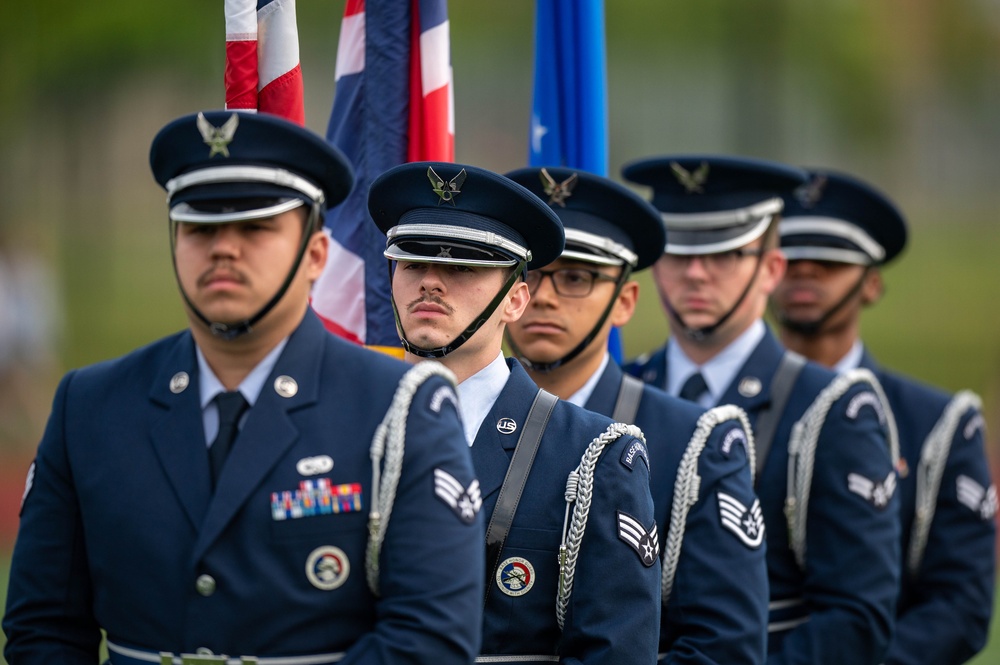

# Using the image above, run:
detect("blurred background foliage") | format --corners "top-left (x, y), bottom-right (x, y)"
top-left (0, 1), bottom-right (998, 660)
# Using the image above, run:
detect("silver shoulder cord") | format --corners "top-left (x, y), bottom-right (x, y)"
top-left (366, 360), bottom-right (458, 596)
top-left (557, 422), bottom-right (645, 629)
top-left (907, 390), bottom-right (982, 575)
top-left (786, 368), bottom-right (899, 569)
top-left (662, 404), bottom-right (756, 605)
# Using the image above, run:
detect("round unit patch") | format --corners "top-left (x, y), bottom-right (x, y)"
top-left (305, 546), bottom-right (350, 591)
top-left (496, 557), bottom-right (535, 597)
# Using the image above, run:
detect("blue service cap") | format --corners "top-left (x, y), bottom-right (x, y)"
top-left (621, 155), bottom-right (808, 255)
top-left (149, 111), bottom-right (354, 223)
top-left (504, 167), bottom-right (666, 271)
top-left (368, 162), bottom-right (565, 270)
top-left (780, 169), bottom-right (907, 266)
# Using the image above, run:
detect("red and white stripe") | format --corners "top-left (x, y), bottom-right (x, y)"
top-left (225, 0), bottom-right (305, 126)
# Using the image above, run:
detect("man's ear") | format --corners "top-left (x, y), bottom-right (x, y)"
top-left (610, 281), bottom-right (639, 327)
top-left (861, 268), bottom-right (884, 307)
top-left (502, 279), bottom-right (531, 323)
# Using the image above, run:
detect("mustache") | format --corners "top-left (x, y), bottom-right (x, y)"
top-left (406, 293), bottom-right (455, 314)
top-left (197, 263), bottom-right (249, 288)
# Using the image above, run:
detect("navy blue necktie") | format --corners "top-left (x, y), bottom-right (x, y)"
top-left (209, 391), bottom-right (248, 489)
top-left (679, 372), bottom-right (708, 403)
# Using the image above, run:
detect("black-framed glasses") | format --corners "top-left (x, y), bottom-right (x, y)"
top-left (661, 248), bottom-right (763, 276)
top-left (525, 268), bottom-right (619, 298)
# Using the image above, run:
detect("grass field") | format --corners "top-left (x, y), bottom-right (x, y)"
top-left (0, 553), bottom-right (998, 663)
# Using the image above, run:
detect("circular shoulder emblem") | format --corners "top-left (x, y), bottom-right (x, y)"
top-left (305, 546), bottom-right (350, 591)
top-left (496, 417), bottom-right (518, 435)
top-left (496, 556), bottom-right (535, 596)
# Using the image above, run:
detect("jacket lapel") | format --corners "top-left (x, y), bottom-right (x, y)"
top-left (584, 359), bottom-right (624, 416)
top-left (192, 313), bottom-right (325, 562)
top-left (148, 332), bottom-right (214, 532)
top-left (717, 329), bottom-right (784, 424)
top-left (470, 360), bottom-right (540, 504)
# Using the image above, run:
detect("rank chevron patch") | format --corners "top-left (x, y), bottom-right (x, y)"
top-left (957, 475), bottom-right (998, 520)
top-left (718, 492), bottom-right (765, 548)
top-left (847, 471), bottom-right (896, 509)
top-left (617, 511), bottom-right (659, 567)
top-left (434, 468), bottom-right (482, 525)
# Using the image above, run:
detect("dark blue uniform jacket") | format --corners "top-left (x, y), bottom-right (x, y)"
top-left (3, 311), bottom-right (485, 664)
top-left (627, 329), bottom-right (900, 665)
top-left (585, 360), bottom-right (768, 665)
top-left (472, 360), bottom-right (660, 665)
top-left (861, 350), bottom-right (996, 665)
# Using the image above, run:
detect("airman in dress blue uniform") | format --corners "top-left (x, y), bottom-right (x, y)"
top-left (771, 169), bottom-right (997, 665)
top-left (621, 156), bottom-right (901, 665)
top-left (367, 162), bottom-right (661, 664)
top-left (504, 166), bottom-right (768, 664)
top-left (2, 111), bottom-right (485, 664)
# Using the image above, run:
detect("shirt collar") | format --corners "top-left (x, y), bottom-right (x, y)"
top-left (566, 352), bottom-right (610, 408)
top-left (197, 337), bottom-right (290, 409)
top-left (667, 319), bottom-right (767, 407)
top-left (456, 352), bottom-right (511, 446)
top-left (833, 339), bottom-right (864, 373)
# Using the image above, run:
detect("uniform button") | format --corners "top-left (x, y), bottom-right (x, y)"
top-left (195, 574), bottom-right (216, 596)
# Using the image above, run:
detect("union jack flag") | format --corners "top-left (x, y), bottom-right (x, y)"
top-left (316, 0), bottom-right (454, 351)
top-left (224, 0), bottom-right (305, 125)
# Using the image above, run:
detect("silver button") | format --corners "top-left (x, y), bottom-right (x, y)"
top-left (195, 574), bottom-right (216, 597)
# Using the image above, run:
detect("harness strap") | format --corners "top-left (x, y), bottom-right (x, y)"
top-left (483, 389), bottom-right (558, 605)
top-left (753, 351), bottom-right (806, 481)
top-left (611, 373), bottom-right (645, 424)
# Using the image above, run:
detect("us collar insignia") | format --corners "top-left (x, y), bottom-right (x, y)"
top-left (795, 174), bottom-right (828, 208)
top-left (671, 161), bottom-right (709, 194)
top-left (196, 112), bottom-right (240, 158)
top-left (427, 166), bottom-right (467, 205)
top-left (540, 168), bottom-right (578, 207)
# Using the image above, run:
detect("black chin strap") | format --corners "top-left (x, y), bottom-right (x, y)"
top-left (391, 261), bottom-right (527, 359)
top-left (668, 252), bottom-right (764, 342)
top-left (510, 266), bottom-right (633, 373)
top-left (170, 205), bottom-right (320, 341)
top-left (776, 267), bottom-right (871, 336)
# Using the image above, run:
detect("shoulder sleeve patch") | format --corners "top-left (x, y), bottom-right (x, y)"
top-left (720, 426), bottom-right (747, 458)
top-left (20, 461), bottom-right (35, 513)
top-left (963, 413), bottom-right (986, 441)
top-left (433, 468), bottom-right (481, 525)
top-left (845, 390), bottom-right (887, 425)
top-left (957, 475), bottom-right (998, 520)
top-left (428, 385), bottom-right (459, 415)
top-left (847, 471), bottom-right (896, 509)
top-left (717, 492), bottom-right (765, 548)
top-left (620, 438), bottom-right (650, 472)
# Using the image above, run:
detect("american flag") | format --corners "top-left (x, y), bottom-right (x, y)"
top-left (315, 0), bottom-right (454, 351)
top-left (224, 0), bottom-right (305, 125)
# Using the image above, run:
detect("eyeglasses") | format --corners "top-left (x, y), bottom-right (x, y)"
top-left (660, 248), bottom-right (763, 276)
top-left (525, 268), bottom-right (619, 298)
